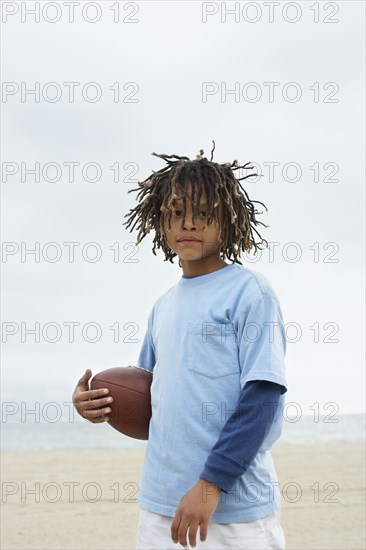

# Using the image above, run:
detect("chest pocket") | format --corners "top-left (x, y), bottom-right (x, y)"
top-left (187, 322), bottom-right (239, 379)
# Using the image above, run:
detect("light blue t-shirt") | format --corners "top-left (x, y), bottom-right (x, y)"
top-left (136, 263), bottom-right (288, 523)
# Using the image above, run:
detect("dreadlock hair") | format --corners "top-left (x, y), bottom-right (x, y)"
top-left (122, 141), bottom-right (269, 266)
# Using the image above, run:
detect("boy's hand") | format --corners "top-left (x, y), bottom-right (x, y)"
top-left (171, 479), bottom-right (221, 548)
top-left (72, 368), bottom-right (113, 423)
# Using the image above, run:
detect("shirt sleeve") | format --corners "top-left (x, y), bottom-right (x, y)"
top-left (136, 307), bottom-right (156, 374)
top-left (199, 380), bottom-right (282, 493)
top-left (237, 292), bottom-right (287, 394)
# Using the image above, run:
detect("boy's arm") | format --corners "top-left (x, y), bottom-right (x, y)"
top-left (199, 379), bottom-right (283, 493)
top-left (198, 290), bottom-right (288, 493)
top-left (172, 291), bottom-right (287, 546)
top-left (171, 380), bottom-right (283, 546)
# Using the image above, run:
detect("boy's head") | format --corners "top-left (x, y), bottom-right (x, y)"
top-left (123, 142), bottom-right (269, 265)
top-left (162, 180), bottom-right (225, 268)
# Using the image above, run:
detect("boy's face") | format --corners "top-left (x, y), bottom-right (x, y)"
top-left (162, 183), bottom-right (226, 271)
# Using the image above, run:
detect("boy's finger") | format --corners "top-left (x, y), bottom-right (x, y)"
top-left (177, 521), bottom-right (189, 548)
top-left (77, 369), bottom-right (92, 387)
top-left (85, 414), bottom-right (110, 424)
top-left (83, 396), bottom-right (112, 409)
top-left (82, 406), bottom-right (111, 419)
top-left (188, 523), bottom-right (199, 548)
top-left (200, 523), bottom-right (208, 542)
top-left (171, 514), bottom-right (181, 544)
top-left (95, 416), bottom-right (110, 423)
top-left (77, 369), bottom-right (92, 390)
top-left (82, 388), bottom-right (110, 401)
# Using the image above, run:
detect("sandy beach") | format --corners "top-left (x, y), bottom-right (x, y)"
top-left (1, 443), bottom-right (365, 550)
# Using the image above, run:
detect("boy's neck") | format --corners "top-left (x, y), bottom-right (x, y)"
top-left (180, 259), bottom-right (229, 278)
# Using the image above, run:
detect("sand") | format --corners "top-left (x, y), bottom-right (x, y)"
top-left (1, 443), bottom-right (365, 550)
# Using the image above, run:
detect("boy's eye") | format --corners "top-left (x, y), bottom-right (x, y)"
top-left (173, 210), bottom-right (208, 217)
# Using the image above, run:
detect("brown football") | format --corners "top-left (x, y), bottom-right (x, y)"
top-left (90, 366), bottom-right (153, 440)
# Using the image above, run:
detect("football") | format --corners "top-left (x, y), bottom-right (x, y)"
top-left (90, 366), bottom-right (153, 440)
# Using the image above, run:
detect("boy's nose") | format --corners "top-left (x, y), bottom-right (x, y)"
top-left (182, 215), bottom-right (198, 229)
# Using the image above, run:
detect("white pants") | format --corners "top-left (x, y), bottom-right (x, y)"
top-left (135, 506), bottom-right (286, 550)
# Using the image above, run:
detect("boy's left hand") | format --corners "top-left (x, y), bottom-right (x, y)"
top-left (171, 478), bottom-right (221, 548)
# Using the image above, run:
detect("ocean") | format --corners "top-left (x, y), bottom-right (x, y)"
top-left (1, 414), bottom-right (365, 452)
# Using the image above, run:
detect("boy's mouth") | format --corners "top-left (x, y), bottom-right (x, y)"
top-left (177, 236), bottom-right (201, 242)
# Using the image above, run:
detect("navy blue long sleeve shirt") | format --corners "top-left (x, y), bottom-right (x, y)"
top-left (199, 380), bottom-right (283, 493)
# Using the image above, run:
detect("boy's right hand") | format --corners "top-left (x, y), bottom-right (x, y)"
top-left (72, 368), bottom-right (113, 423)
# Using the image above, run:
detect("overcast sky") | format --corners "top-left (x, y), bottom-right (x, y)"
top-left (1, 1), bottom-right (365, 421)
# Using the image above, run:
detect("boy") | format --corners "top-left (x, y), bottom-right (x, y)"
top-left (72, 143), bottom-right (287, 549)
